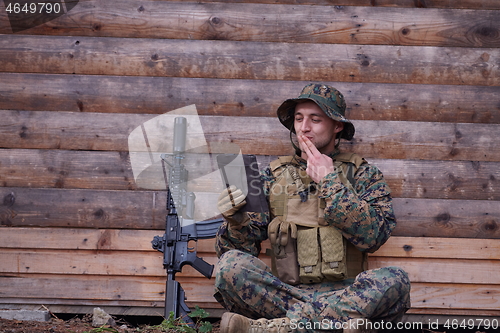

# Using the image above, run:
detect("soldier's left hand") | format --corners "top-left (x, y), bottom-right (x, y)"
top-left (298, 134), bottom-right (335, 183)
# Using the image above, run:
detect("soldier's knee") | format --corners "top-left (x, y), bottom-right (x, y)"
top-left (357, 266), bottom-right (410, 292)
top-left (215, 250), bottom-right (251, 287)
top-left (385, 266), bottom-right (410, 285)
top-left (369, 265), bottom-right (408, 280)
top-left (217, 249), bottom-right (249, 269)
top-left (376, 266), bottom-right (411, 296)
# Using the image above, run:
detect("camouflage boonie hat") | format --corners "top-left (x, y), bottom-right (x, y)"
top-left (277, 83), bottom-right (355, 140)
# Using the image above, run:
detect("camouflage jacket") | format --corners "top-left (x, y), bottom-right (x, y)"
top-left (215, 153), bottom-right (396, 258)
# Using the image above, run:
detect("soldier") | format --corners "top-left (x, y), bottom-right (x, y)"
top-left (214, 83), bottom-right (411, 333)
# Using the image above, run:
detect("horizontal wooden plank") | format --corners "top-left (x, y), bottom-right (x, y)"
top-left (0, 227), bottom-right (219, 252)
top-left (371, 236), bottom-right (500, 259)
top-left (375, 159), bottom-right (500, 201)
top-left (3, 224), bottom-right (500, 256)
top-left (391, 198), bottom-right (500, 238)
top-left (0, 188), bottom-right (164, 229)
top-left (2, 113), bottom-right (500, 162)
top-left (0, 303), bottom-right (181, 317)
top-left (407, 308), bottom-right (500, 318)
top-left (0, 295), bottom-right (163, 309)
top-left (1, 275), bottom-right (499, 313)
top-left (0, 274), bottom-right (216, 304)
top-left (1, 2), bottom-right (498, 48)
top-left (1, 244), bottom-right (498, 283)
top-left (1, 35), bottom-right (498, 86)
top-left (2, 189), bottom-right (499, 238)
top-left (368, 257), bottom-right (500, 284)
top-left (0, 301), bottom-right (223, 317)
top-left (410, 282), bottom-right (500, 311)
top-left (0, 187), bottom-right (220, 229)
top-left (0, 110), bottom-right (151, 151)
top-left (3, 149), bottom-right (500, 200)
top-left (1, 74), bottom-right (499, 124)
top-left (140, 0), bottom-right (500, 10)
top-left (347, 121), bottom-right (500, 162)
top-left (0, 228), bottom-right (159, 251)
top-left (0, 249), bottom-right (219, 277)
top-left (1, 150), bottom-right (500, 201)
top-left (0, 187), bottom-right (500, 239)
top-left (0, 149), bottom-right (137, 190)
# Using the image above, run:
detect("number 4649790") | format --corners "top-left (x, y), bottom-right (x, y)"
top-left (444, 318), bottom-right (499, 330)
top-left (5, 2), bottom-right (62, 14)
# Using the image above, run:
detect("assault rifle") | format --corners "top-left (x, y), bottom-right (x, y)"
top-left (151, 117), bottom-right (223, 323)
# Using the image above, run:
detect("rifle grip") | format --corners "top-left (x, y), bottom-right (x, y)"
top-left (192, 256), bottom-right (214, 279)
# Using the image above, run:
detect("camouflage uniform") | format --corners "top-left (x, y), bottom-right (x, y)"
top-left (214, 84), bottom-right (411, 331)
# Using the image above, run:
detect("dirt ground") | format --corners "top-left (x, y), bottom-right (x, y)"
top-left (0, 315), bottom-right (221, 333)
top-left (0, 316), bottom-right (493, 333)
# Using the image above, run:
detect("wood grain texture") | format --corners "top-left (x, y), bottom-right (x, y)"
top-left (407, 308), bottom-right (500, 317)
top-left (0, 227), bottom-right (217, 252)
top-left (391, 198), bottom-right (500, 238)
top-left (0, 110), bottom-right (152, 151)
top-left (409, 283), bottom-right (500, 310)
top-left (144, 0), bottom-right (500, 10)
top-left (2, 74), bottom-right (499, 124)
top-left (0, 188), bottom-right (167, 229)
top-left (2, 226), bottom-right (497, 257)
top-left (369, 257), bottom-right (500, 284)
top-left (0, 228), bottom-right (498, 314)
top-left (2, 275), bottom-right (498, 313)
top-left (0, 249), bottom-right (219, 277)
top-left (0, 149), bottom-right (136, 190)
top-left (1, 226), bottom-right (499, 313)
top-left (1, 150), bottom-right (499, 200)
top-left (346, 121), bottom-right (500, 162)
top-left (1, 2), bottom-right (499, 48)
top-left (371, 236), bottom-right (500, 259)
top-left (1, 189), bottom-right (499, 238)
top-left (2, 113), bottom-right (500, 162)
top-left (1, 35), bottom-right (498, 86)
top-left (374, 159), bottom-right (500, 200)
top-left (0, 275), bottom-right (217, 304)
top-left (1, 267), bottom-right (499, 312)
top-left (0, 187), bottom-right (220, 229)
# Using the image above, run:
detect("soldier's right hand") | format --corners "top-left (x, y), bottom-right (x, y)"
top-left (217, 185), bottom-right (246, 218)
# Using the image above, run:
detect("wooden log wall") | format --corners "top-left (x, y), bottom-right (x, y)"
top-left (1, 0), bottom-right (499, 320)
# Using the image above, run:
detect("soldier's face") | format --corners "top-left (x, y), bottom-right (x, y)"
top-left (294, 101), bottom-right (344, 154)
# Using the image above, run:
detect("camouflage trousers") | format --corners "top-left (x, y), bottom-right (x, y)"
top-left (214, 250), bottom-right (411, 331)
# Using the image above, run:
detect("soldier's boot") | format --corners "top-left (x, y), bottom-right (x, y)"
top-left (220, 312), bottom-right (294, 333)
top-left (344, 318), bottom-right (377, 333)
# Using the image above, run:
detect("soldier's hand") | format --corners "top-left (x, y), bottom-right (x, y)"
top-left (298, 134), bottom-right (336, 183)
top-left (217, 185), bottom-right (246, 218)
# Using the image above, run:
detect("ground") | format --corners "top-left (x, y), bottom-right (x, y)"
top-left (0, 315), bottom-right (221, 333)
top-left (0, 316), bottom-right (493, 333)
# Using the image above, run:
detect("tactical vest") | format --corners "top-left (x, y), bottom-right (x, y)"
top-left (267, 153), bottom-right (367, 285)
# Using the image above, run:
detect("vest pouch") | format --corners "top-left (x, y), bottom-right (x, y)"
top-left (286, 196), bottom-right (327, 227)
top-left (297, 227), bottom-right (323, 284)
top-left (268, 217), bottom-right (300, 285)
top-left (320, 227), bottom-right (347, 281)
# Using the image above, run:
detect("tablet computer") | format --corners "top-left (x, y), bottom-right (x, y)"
top-left (216, 154), bottom-right (269, 214)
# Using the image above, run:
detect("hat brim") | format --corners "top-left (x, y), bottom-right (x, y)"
top-left (276, 98), bottom-right (355, 141)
